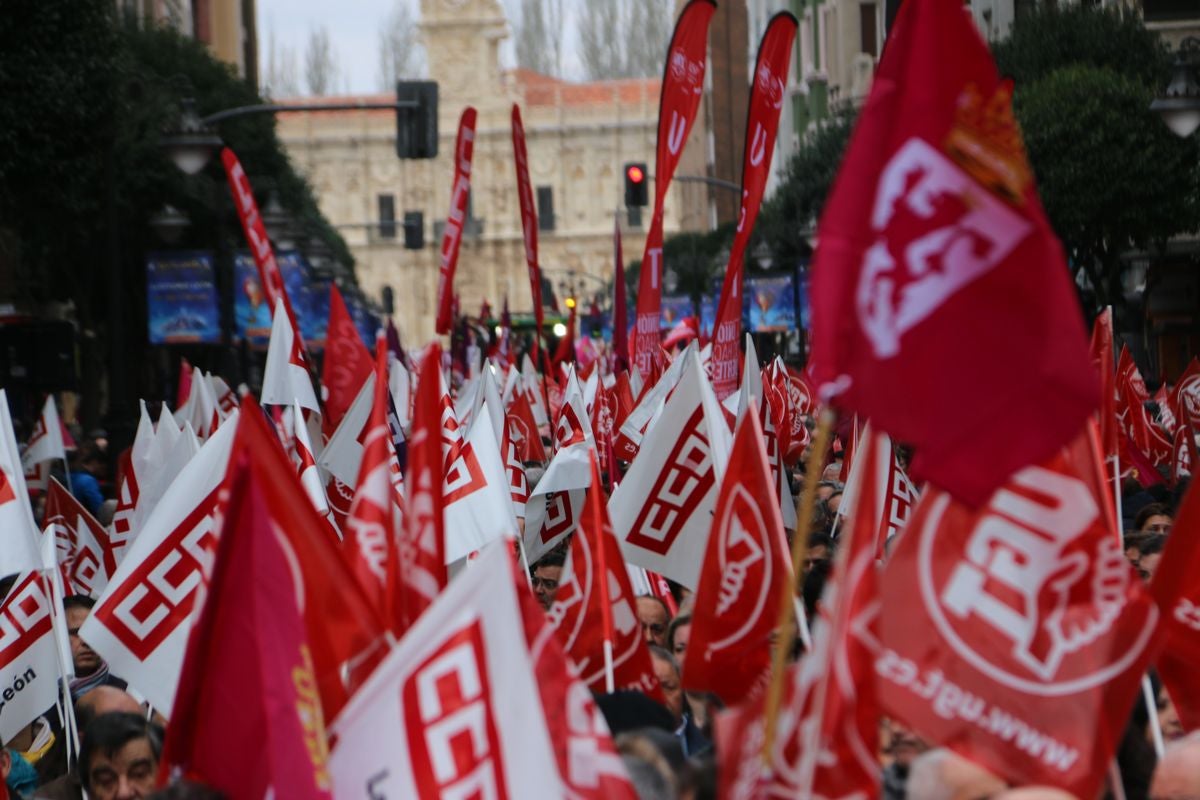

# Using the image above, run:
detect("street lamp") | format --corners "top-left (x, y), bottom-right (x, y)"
top-left (1152, 38), bottom-right (1200, 138)
top-left (160, 98), bottom-right (222, 175)
top-left (149, 204), bottom-right (191, 244)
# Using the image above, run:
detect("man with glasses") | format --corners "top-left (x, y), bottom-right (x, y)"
top-left (529, 552), bottom-right (564, 611)
top-left (636, 596), bottom-right (671, 647)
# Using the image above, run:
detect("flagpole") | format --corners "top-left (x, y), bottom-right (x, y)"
top-left (1143, 674), bottom-right (1165, 759)
top-left (762, 407), bottom-right (835, 761)
top-left (589, 458), bottom-right (616, 694)
top-left (1111, 454), bottom-right (1123, 542)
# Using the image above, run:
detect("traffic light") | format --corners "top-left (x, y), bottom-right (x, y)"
top-left (624, 162), bottom-right (648, 207)
top-left (396, 81), bottom-right (438, 159)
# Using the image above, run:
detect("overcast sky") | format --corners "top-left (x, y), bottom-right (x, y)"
top-left (257, 0), bottom-right (529, 94)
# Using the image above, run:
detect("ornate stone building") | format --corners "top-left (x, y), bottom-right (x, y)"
top-left (277, 0), bottom-right (711, 344)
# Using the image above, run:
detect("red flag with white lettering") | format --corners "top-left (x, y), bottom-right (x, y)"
top-left (1170, 356), bottom-right (1200, 431)
top-left (683, 404), bottom-right (791, 705)
top-left (435, 108), bottom-right (478, 335)
top-left (631, 0), bottom-right (717, 375)
top-left (1151, 472), bottom-right (1200, 731)
top-left (710, 13), bottom-right (798, 399)
top-left (322, 284), bottom-right (373, 437)
top-left (808, 0), bottom-right (1098, 505)
top-left (511, 104), bottom-right (545, 355)
top-left (877, 425), bottom-right (1161, 798)
top-left (160, 457), bottom-right (334, 799)
top-left (328, 544), bottom-right (561, 797)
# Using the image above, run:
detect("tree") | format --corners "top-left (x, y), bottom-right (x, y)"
top-left (515, 0), bottom-right (554, 75)
top-left (624, 0), bottom-right (672, 79)
top-left (578, 0), bottom-right (623, 80)
top-left (377, 0), bottom-right (423, 90)
top-left (577, 0), bottom-right (673, 80)
top-left (304, 25), bottom-right (339, 96)
top-left (263, 23), bottom-right (300, 98)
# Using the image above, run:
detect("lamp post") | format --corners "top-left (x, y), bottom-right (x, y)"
top-left (1152, 37), bottom-right (1200, 138)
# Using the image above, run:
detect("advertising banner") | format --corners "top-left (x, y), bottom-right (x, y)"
top-left (146, 252), bottom-right (221, 345)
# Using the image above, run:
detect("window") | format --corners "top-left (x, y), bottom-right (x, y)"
top-left (536, 186), bottom-right (555, 232)
top-left (860, 3), bottom-right (879, 59)
top-left (377, 194), bottom-right (396, 239)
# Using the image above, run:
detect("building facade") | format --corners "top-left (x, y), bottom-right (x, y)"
top-left (276, 0), bottom-right (710, 345)
top-left (115, 0), bottom-right (258, 89)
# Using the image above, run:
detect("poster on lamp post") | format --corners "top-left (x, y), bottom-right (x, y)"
top-left (234, 252), bottom-right (273, 345)
top-left (145, 252), bottom-right (221, 345)
top-left (745, 273), bottom-right (797, 333)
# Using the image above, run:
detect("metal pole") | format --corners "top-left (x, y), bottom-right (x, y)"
top-left (201, 100), bottom-right (418, 126)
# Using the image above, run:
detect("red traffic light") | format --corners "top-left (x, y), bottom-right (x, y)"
top-left (626, 165), bottom-right (645, 184)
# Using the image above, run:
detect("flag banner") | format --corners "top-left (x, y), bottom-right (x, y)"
top-left (177, 365), bottom-right (221, 439)
top-left (1, 390), bottom-right (44, 577)
top-left (21, 396), bottom-right (68, 474)
top-left (145, 252), bottom-right (222, 345)
top-left (808, 0), bottom-right (1098, 505)
top-left (262, 298), bottom-right (320, 413)
top-left (435, 107), bottom-right (478, 335)
top-left (632, 0), bottom-right (717, 374)
top-left (513, 554), bottom-right (638, 799)
top-left (613, 341), bottom-right (693, 461)
top-left (319, 374), bottom-right (376, 492)
top-left (512, 104), bottom-right (545, 350)
top-left (222, 148), bottom-right (308, 365)
top-left (82, 413), bottom-right (239, 713)
top-left (612, 216), bottom-right (629, 372)
top-left (877, 427), bottom-right (1159, 798)
top-left (1171, 357), bottom-right (1200, 431)
top-left (1088, 308), bottom-right (1118, 462)
top-left (45, 479), bottom-right (116, 598)
top-left (329, 544), bottom-right (562, 798)
top-left (610, 352), bottom-right (732, 589)
top-left (549, 460), bottom-right (662, 698)
top-left (134, 420), bottom-right (202, 535)
top-left (523, 474), bottom-right (587, 565)
top-left (292, 401), bottom-right (331, 518)
top-left (161, 461), bottom-right (334, 800)
top-left (710, 12), bottom-right (798, 400)
top-left (1150, 473), bottom-right (1200, 731)
top-left (683, 405), bottom-right (791, 705)
top-left (0, 572), bottom-right (60, 746)
top-left (322, 284), bottom-right (374, 437)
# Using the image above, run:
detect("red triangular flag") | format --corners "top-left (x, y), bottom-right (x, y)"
top-left (321, 284), bottom-right (373, 438)
top-left (1089, 308), bottom-right (1118, 463)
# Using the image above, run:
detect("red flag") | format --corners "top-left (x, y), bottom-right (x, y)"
top-left (1170, 356), bottom-right (1200, 431)
top-left (683, 404), bottom-right (791, 704)
top-left (507, 390), bottom-right (547, 463)
top-left (343, 336), bottom-right (398, 628)
top-left (435, 108), bottom-right (478, 334)
top-left (808, 0), bottom-right (1098, 505)
top-left (783, 365), bottom-right (814, 464)
top-left (160, 458), bottom-right (333, 799)
top-left (549, 454), bottom-right (662, 700)
top-left (512, 104), bottom-right (545, 356)
top-left (176, 358), bottom-right (193, 412)
top-left (1169, 417), bottom-right (1197, 487)
top-left (322, 284), bottom-right (373, 438)
top-left (631, 0), bottom-right (717, 375)
top-left (393, 346), bottom-right (448, 632)
top-left (877, 425), bottom-right (1161, 798)
top-left (710, 13), bottom-right (798, 399)
top-left (1089, 308), bottom-right (1118, 463)
top-left (45, 478), bottom-right (117, 598)
top-left (612, 215), bottom-right (629, 372)
top-left (1150, 472), bottom-right (1200, 731)
top-left (553, 304), bottom-right (577, 370)
top-left (222, 148), bottom-right (308, 365)
top-left (1122, 431), bottom-right (1166, 489)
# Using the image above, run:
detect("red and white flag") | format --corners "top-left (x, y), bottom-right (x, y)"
top-left (683, 403), bottom-right (791, 705)
top-left (501, 417), bottom-right (529, 519)
top-left (263, 298), bottom-right (320, 413)
top-left (1089, 308), bottom-right (1118, 463)
top-left (45, 478), bottom-right (117, 598)
top-left (709, 12), bottom-right (798, 399)
top-left (0, 572), bottom-right (61, 745)
top-left (175, 365), bottom-right (220, 439)
top-left (0, 390), bottom-right (43, 577)
top-left (512, 104), bottom-right (545, 354)
top-left (808, 0), bottom-right (1098, 505)
top-left (549, 456), bottom-right (661, 698)
top-left (394, 346), bottom-right (449, 633)
top-left (877, 425), bottom-right (1160, 798)
top-left (81, 412), bottom-right (239, 713)
top-left (1151, 470), bottom-right (1200, 732)
top-left (1170, 356), bottom-right (1200, 431)
top-left (110, 401), bottom-right (158, 559)
top-left (322, 284), bottom-right (374, 438)
top-left (610, 351), bottom-right (732, 588)
top-left (20, 394), bottom-right (67, 474)
top-left (329, 543), bottom-right (562, 798)
top-left (291, 400), bottom-right (330, 519)
top-left (160, 458), bottom-right (334, 800)
top-left (507, 389), bottom-right (547, 463)
top-left (435, 108), bottom-right (478, 334)
top-left (837, 425), bottom-right (920, 558)
top-left (631, 0), bottom-right (717, 374)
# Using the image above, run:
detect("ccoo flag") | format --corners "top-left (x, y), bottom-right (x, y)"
top-left (435, 108), bottom-right (478, 334)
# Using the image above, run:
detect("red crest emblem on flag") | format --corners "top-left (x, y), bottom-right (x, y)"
top-left (0, 574), bottom-right (53, 667)
top-left (625, 408), bottom-right (714, 556)
top-left (539, 492), bottom-right (576, 545)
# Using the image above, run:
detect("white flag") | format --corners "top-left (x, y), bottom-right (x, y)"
top-left (262, 298), bottom-right (319, 412)
top-left (20, 395), bottom-right (67, 472)
top-left (81, 412), bottom-right (238, 713)
top-left (1, 390), bottom-right (43, 577)
top-left (292, 400), bottom-right (329, 518)
top-left (0, 572), bottom-right (62, 745)
top-left (329, 543), bottom-right (562, 798)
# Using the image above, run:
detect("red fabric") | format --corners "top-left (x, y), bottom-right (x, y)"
top-left (44, 478), bottom-right (117, 596)
top-left (392, 346), bottom-right (448, 633)
top-left (435, 109), bottom-right (478, 334)
top-left (877, 425), bottom-right (1161, 798)
top-left (1151, 472), bottom-right (1200, 731)
top-left (683, 407), bottom-right (791, 704)
top-left (552, 306), bottom-right (577, 370)
top-left (631, 0), bottom-right (717, 374)
top-left (808, 0), bottom-right (1098, 506)
top-left (321, 285), bottom-right (373, 439)
top-left (710, 12), bottom-right (798, 400)
top-left (159, 457), bottom-right (334, 798)
top-left (176, 358), bottom-right (193, 412)
top-left (512, 105), bottom-right (545, 356)
top-left (1089, 309), bottom-right (1118, 463)
top-left (507, 391), bottom-right (547, 463)
top-left (612, 216), bottom-right (629, 372)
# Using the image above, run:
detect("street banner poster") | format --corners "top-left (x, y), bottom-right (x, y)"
top-left (512, 104), bottom-right (545, 354)
top-left (145, 252), bottom-right (221, 345)
top-left (234, 253), bottom-right (273, 345)
top-left (660, 295), bottom-right (694, 331)
top-left (746, 274), bottom-right (796, 333)
top-left (434, 107), bottom-right (478, 335)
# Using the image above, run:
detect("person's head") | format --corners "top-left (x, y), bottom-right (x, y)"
top-left (805, 532), bottom-right (833, 575)
top-left (906, 748), bottom-right (1006, 800)
top-left (815, 481), bottom-right (840, 503)
top-left (826, 490), bottom-right (844, 516)
top-left (1135, 503), bottom-right (1172, 535)
top-left (648, 645), bottom-right (683, 723)
top-left (1137, 534), bottom-right (1167, 582)
top-left (991, 790), bottom-right (1078, 800)
top-left (636, 595), bottom-right (671, 647)
top-left (667, 614), bottom-right (692, 669)
top-left (1150, 732), bottom-right (1200, 800)
top-left (530, 551), bottom-right (565, 611)
top-left (1124, 532), bottom-right (1147, 564)
top-left (802, 558), bottom-right (832, 629)
top-left (65, 594), bottom-right (102, 677)
top-left (80, 712), bottom-right (164, 800)
top-left (76, 687), bottom-right (144, 737)
top-left (882, 718), bottom-right (926, 770)
top-left (1154, 685), bottom-right (1186, 744)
